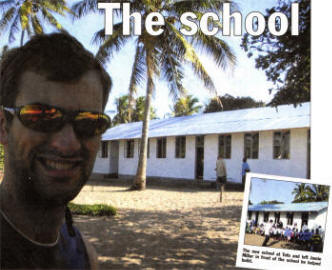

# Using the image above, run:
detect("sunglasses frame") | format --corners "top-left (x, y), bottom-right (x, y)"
top-left (1, 103), bottom-right (111, 138)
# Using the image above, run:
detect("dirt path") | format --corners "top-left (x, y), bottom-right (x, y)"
top-left (73, 179), bottom-right (248, 269)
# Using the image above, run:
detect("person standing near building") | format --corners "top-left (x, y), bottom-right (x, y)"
top-left (242, 157), bottom-right (250, 187)
top-left (215, 155), bottom-right (227, 202)
top-left (262, 219), bottom-right (273, 246)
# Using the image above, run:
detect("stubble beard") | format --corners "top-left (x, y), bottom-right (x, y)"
top-left (7, 139), bottom-right (94, 207)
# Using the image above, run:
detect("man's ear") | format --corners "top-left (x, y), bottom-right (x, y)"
top-left (0, 110), bottom-right (8, 145)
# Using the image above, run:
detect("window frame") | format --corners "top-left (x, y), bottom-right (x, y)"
top-left (218, 134), bottom-right (231, 159)
top-left (263, 212), bottom-right (270, 222)
top-left (286, 212), bottom-right (294, 226)
top-left (100, 141), bottom-right (108, 158)
top-left (157, 137), bottom-right (167, 158)
top-left (273, 130), bottom-right (290, 159)
top-left (244, 133), bottom-right (259, 159)
top-left (125, 139), bottom-right (135, 158)
top-left (175, 136), bottom-right (186, 159)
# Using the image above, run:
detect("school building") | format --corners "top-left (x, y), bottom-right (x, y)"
top-left (93, 102), bottom-right (310, 183)
top-left (247, 201), bottom-right (328, 230)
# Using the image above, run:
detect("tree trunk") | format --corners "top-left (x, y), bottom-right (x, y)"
top-left (132, 48), bottom-right (153, 190)
top-left (20, 30), bottom-right (25, 46)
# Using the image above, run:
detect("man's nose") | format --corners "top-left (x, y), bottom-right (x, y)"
top-left (49, 124), bottom-right (81, 155)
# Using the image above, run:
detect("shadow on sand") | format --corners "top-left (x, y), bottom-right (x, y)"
top-left (75, 204), bottom-right (249, 270)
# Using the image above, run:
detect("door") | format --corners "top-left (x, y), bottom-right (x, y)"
top-left (110, 141), bottom-right (119, 177)
top-left (195, 136), bottom-right (204, 179)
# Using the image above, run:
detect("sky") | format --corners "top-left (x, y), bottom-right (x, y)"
top-left (249, 178), bottom-right (301, 204)
top-left (0, 0), bottom-right (279, 118)
top-left (249, 178), bottom-right (329, 205)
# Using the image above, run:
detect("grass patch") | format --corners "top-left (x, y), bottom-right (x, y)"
top-left (68, 202), bottom-right (116, 216)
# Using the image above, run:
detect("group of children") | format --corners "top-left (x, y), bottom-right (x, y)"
top-left (246, 219), bottom-right (324, 252)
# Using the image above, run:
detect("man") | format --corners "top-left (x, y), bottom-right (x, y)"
top-left (0, 33), bottom-right (111, 269)
top-left (262, 219), bottom-right (273, 247)
top-left (241, 157), bottom-right (250, 188)
top-left (215, 155), bottom-right (227, 202)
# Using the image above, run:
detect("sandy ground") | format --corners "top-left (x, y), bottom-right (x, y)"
top-left (72, 179), bottom-right (249, 270)
top-left (244, 234), bottom-right (301, 250)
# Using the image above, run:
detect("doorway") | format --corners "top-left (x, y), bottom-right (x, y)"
top-left (110, 141), bottom-right (119, 177)
top-left (195, 136), bottom-right (204, 179)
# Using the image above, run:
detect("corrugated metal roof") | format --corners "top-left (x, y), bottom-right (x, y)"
top-left (248, 201), bottom-right (328, 212)
top-left (103, 102), bottom-right (310, 140)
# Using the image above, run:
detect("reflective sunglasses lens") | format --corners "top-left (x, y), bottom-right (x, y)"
top-left (74, 112), bottom-right (110, 138)
top-left (19, 104), bottom-right (63, 132)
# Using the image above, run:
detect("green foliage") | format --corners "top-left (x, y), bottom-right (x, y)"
top-left (172, 95), bottom-right (202, 117)
top-left (132, 96), bottom-right (157, 122)
top-left (259, 200), bottom-right (284, 205)
top-left (68, 202), bottom-right (117, 216)
top-left (112, 95), bottom-right (157, 126)
top-left (0, 0), bottom-right (73, 45)
top-left (292, 184), bottom-right (329, 203)
top-left (204, 94), bottom-right (264, 113)
top-left (241, 0), bottom-right (310, 106)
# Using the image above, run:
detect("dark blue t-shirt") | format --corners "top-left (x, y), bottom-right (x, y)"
top-left (0, 214), bottom-right (90, 269)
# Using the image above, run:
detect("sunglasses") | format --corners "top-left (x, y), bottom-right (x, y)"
top-left (2, 103), bottom-right (111, 138)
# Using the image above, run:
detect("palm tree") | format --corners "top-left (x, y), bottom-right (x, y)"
top-left (112, 95), bottom-right (130, 126)
top-left (172, 95), bottom-right (202, 117)
top-left (292, 183), bottom-right (309, 203)
top-left (132, 96), bottom-right (157, 122)
top-left (0, 0), bottom-right (72, 45)
top-left (72, 0), bottom-right (236, 190)
top-left (306, 185), bottom-right (329, 202)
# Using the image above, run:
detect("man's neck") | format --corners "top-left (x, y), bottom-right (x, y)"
top-left (0, 178), bottom-right (66, 244)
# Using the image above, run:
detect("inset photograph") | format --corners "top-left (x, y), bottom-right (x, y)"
top-left (244, 178), bottom-right (329, 253)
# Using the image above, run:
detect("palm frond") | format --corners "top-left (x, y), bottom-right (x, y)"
top-left (41, 8), bottom-right (63, 30)
top-left (19, 1), bottom-right (32, 30)
top-left (192, 31), bottom-right (236, 69)
top-left (167, 23), bottom-right (216, 93)
top-left (71, 0), bottom-right (99, 18)
top-left (8, 12), bottom-right (20, 43)
top-left (0, 6), bottom-right (16, 31)
top-left (128, 42), bottom-right (146, 97)
top-left (94, 22), bottom-right (132, 63)
top-left (31, 14), bottom-right (43, 35)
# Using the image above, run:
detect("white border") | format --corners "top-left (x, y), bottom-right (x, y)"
top-left (236, 172), bottom-right (332, 270)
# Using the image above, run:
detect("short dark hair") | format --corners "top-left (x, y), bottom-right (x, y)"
top-left (0, 33), bottom-right (111, 109)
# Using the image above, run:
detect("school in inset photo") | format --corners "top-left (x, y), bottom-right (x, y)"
top-left (244, 178), bottom-right (329, 253)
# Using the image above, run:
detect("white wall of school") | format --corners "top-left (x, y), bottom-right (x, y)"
top-left (204, 128), bottom-right (308, 181)
top-left (249, 210), bottom-right (327, 230)
top-left (309, 209), bottom-right (327, 229)
top-left (247, 128), bottom-right (308, 179)
top-left (94, 127), bottom-right (308, 181)
top-left (117, 136), bottom-right (196, 179)
top-left (93, 142), bottom-right (111, 174)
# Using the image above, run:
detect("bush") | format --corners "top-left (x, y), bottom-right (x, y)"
top-left (68, 202), bottom-right (117, 216)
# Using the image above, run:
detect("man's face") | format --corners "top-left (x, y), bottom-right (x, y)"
top-left (5, 70), bottom-right (103, 205)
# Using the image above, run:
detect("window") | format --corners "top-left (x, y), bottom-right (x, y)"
top-left (157, 137), bottom-right (167, 158)
top-left (274, 212), bottom-right (280, 223)
top-left (126, 140), bottom-right (134, 158)
top-left (100, 142), bottom-right (108, 158)
top-left (175, 136), bottom-right (186, 158)
top-left (248, 211), bottom-right (252, 220)
top-left (218, 135), bottom-right (231, 159)
top-left (263, 212), bottom-right (269, 222)
top-left (244, 133), bottom-right (259, 159)
top-left (273, 130), bottom-right (290, 159)
top-left (287, 212), bottom-right (294, 225)
top-left (147, 139), bottom-right (150, 159)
